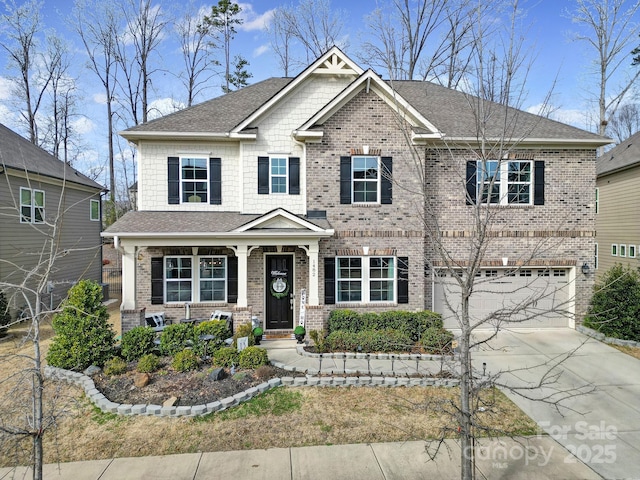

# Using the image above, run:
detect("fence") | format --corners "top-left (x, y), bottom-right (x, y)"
top-left (103, 267), bottom-right (122, 301)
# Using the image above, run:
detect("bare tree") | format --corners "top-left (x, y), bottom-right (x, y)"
top-left (72, 0), bottom-right (120, 219)
top-left (359, 0), bottom-right (447, 80)
top-left (0, 0), bottom-right (60, 146)
top-left (175, 1), bottom-right (218, 107)
top-left (606, 102), bottom-right (640, 142)
top-left (569, 0), bottom-right (640, 137)
top-left (269, 0), bottom-right (347, 72)
top-left (117, 0), bottom-right (168, 125)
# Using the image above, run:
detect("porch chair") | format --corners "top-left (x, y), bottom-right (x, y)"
top-left (145, 311), bottom-right (167, 332)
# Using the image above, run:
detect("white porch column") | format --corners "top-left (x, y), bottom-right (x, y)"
top-left (308, 243), bottom-right (320, 305)
top-left (236, 244), bottom-right (248, 307)
top-left (120, 242), bottom-right (136, 310)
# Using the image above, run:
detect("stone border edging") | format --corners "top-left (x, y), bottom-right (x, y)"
top-left (576, 325), bottom-right (640, 348)
top-left (44, 364), bottom-right (459, 418)
top-left (295, 345), bottom-right (458, 361)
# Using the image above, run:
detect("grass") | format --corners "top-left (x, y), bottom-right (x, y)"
top-left (0, 320), bottom-right (539, 468)
top-left (609, 343), bottom-right (640, 360)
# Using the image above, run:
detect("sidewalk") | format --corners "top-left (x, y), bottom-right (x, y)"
top-left (0, 335), bottom-right (609, 480)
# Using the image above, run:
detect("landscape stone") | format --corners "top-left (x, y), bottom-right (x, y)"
top-left (84, 365), bottom-right (101, 376)
top-left (163, 396), bottom-right (179, 407)
top-left (208, 367), bottom-right (225, 381)
top-left (134, 373), bottom-right (150, 388)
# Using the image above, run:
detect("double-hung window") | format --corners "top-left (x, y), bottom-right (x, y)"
top-left (477, 160), bottom-right (533, 205)
top-left (352, 156), bottom-right (380, 203)
top-left (270, 157), bottom-right (288, 193)
top-left (181, 157), bottom-right (208, 203)
top-left (20, 187), bottom-right (45, 223)
top-left (336, 256), bottom-right (395, 303)
top-left (165, 255), bottom-right (227, 303)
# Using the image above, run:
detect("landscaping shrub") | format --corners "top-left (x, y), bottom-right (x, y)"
top-left (327, 309), bottom-right (442, 341)
top-left (103, 356), bottom-right (127, 375)
top-left (420, 327), bottom-right (454, 354)
top-left (213, 346), bottom-right (239, 367)
top-left (585, 264), bottom-right (640, 341)
top-left (46, 280), bottom-right (116, 370)
top-left (159, 323), bottom-right (197, 356)
top-left (309, 329), bottom-right (328, 353)
top-left (326, 329), bottom-right (413, 353)
top-left (137, 353), bottom-right (160, 373)
top-left (0, 290), bottom-right (11, 337)
top-left (172, 349), bottom-right (199, 372)
top-left (194, 320), bottom-right (231, 355)
top-left (121, 326), bottom-right (156, 361)
top-left (238, 346), bottom-right (269, 368)
top-left (233, 322), bottom-right (255, 347)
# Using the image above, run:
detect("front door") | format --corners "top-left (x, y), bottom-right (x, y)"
top-left (265, 254), bottom-right (294, 330)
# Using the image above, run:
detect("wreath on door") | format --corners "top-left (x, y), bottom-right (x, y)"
top-left (270, 277), bottom-right (290, 299)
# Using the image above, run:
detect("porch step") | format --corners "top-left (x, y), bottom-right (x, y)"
top-left (263, 331), bottom-right (294, 340)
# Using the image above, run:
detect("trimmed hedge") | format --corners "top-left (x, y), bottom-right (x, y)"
top-left (238, 346), bottom-right (269, 368)
top-left (159, 323), bottom-right (197, 356)
top-left (213, 346), bottom-right (239, 367)
top-left (327, 309), bottom-right (442, 341)
top-left (326, 329), bottom-right (413, 353)
top-left (420, 327), bottom-right (454, 354)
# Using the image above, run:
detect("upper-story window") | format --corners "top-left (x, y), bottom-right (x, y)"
top-left (270, 157), bottom-right (288, 193)
top-left (168, 156), bottom-right (221, 205)
top-left (477, 160), bottom-right (532, 205)
top-left (340, 156), bottom-right (392, 205)
top-left (467, 159), bottom-right (544, 206)
top-left (258, 156), bottom-right (300, 195)
top-left (90, 199), bottom-right (100, 221)
top-left (352, 156), bottom-right (380, 203)
top-left (181, 157), bottom-right (208, 203)
top-left (20, 187), bottom-right (45, 224)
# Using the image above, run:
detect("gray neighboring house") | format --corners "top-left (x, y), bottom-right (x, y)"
top-left (0, 123), bottom-right (105, 314)
top-left (596, 131), bottom-right (640, 276)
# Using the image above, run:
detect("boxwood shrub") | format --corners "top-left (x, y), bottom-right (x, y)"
top-left (213, 346), bottom-right (239, 367)
top-left (121, 326), bottom-right (157, 361)
top-left (420, 327), bottom-right (454, 354)
top-left (159, 323), bottom-right (197, 356)
top-left (238, 346), bottom-right (269, 368)
top-left (172, 349), bottom-right (199, 372)
top-left (137, 353), bottom-right (160, 373)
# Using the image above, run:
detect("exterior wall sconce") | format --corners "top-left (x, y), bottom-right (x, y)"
top-left (581, 263), bottom-right (590, 275)
top-left (363, 246), bottom-right (369, 255)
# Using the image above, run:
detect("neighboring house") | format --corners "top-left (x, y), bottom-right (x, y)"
top-left (595, 131), bottom-right (640, 276)
top-left (0, 123), bottom-right (105, 313)
top-left (103, 47), bottom-right (609, 334)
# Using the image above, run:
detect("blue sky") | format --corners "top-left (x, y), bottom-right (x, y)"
top-left (0, 0), bottom-right (637, 184)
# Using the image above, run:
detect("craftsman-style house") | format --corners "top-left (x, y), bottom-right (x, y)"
top-left (103, 47), bottom-right (608, 334)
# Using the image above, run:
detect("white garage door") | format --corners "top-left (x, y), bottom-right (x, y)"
top-left (434, 268), bottom-right (572, 329)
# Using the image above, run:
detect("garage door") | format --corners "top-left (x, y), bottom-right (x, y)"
top-left (434, 268), bottom-right (572, 329)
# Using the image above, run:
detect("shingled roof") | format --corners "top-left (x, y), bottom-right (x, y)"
top-left (103, 210), bottom-right (332, 236)
top-left (120, 73), bottom-right (608, 145)
top-left (0, 123), bottom-right (104, 190)
top-left (597, 130), bottom-right (640, 177)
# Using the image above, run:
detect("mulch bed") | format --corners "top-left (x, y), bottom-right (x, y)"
top-left (93, 361), bottom-right (305, 407)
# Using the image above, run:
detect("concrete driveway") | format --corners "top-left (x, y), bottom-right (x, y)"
top-left (473, 328), bottom-right (640, 480)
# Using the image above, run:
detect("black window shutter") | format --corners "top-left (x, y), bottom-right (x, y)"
top-left (168, 157), bottom-right (180, 204)
top-left (210, 158), bottom-right (221, 204)
top-left (151, 257), bottom-right (164, 305)
top-left (227, 256), bottom-right (238, 303)
top-left (324, 257), bottom-right (336, 305)
top-left (466, 161), bottom-right (477, 205)
top-left (534, 160), bottom-right (545, 205)
top-left (288, 157), bottom-right (300, 195)
top-left (258, 156), bottom-right (269, 194)
top-left (397, 256), bottom-right (409, 304)
top-left (340, 156), bottom-right (351, 204)
top-left (381, 156), bottom-right (393, 204)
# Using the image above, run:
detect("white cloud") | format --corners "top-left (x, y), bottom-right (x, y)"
top-left (0, 103), bottom-right (18, 129)
top-left (0, 77), bottom-right (13, 101)
top-left (526, 103), bottom-right (591, 130)
top-left (147, 97), bottom-right (186, 120)
top-left (253, 44), bottom-right (269, 57)
top-left (93, 93), bottom-right (108, 105)
top-left (71, 117), bottom-right (95, 135)
top-left (239, 4), bottom-right (275, 31)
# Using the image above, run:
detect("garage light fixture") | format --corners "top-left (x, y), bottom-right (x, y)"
top-left (581, 263), bottom-right (590, 275)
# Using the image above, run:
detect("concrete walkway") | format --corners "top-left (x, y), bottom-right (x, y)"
top-left (2, 328), bottom-right (637, 479)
